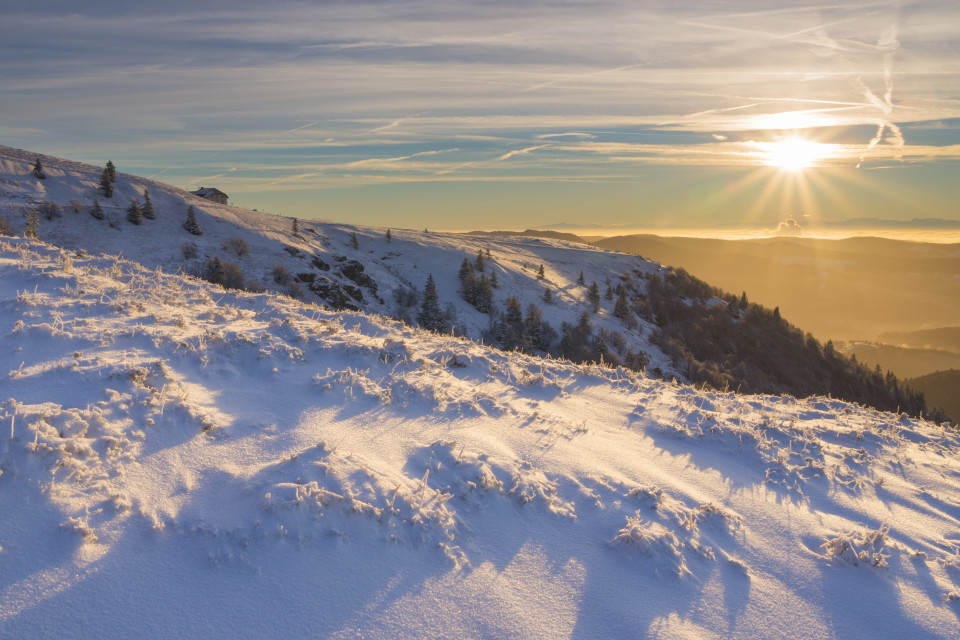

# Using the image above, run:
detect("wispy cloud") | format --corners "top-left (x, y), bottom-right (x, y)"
top-left (496, 145), bottom-right (549, 161)
top-left (2, 0), bottom-right (958, 224)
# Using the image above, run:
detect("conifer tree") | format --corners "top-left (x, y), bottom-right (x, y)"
top-left (184, 205), bottom-right (202, 235)
top-left (624, 348), bottom-right (649, 372)
top-left (89, 197), bottom-right (104, 220)
top-left (202, 255), bottom-right (225, 285)
top-left (99, 168), bottom-right (114, 198)
top-left (559, 330), bottom-right (575, 360)
top-left (417, 274), bottom-right (445, 332)
top-left (578, 270), bottom-right (586, 285)
top-left (605, 283), bottom-right (614, 300)
top-left (350, 232), bottom-right (359, 249)
top-left (489, 268), bottom-right (499, 288)
top-left (544, 287), bottom-right (553, 304)
top-left (106, 160), bottom-right (116, 183)
top-left (537, 264), bottom-right (545, 279)
top-left (474, 249), bottom-right (485, 272)
top-left (141, 189), bottom-right (155, 219)
top-left (32, 158), bottom-right (45, 179)
top-left (292, 217), bottom-right (299, 236)
top-left (126, 198), bottom-right (143, 225)
top-left (476, 275), bottom-right (493, 313)
top-left (457, 257), bottom-right (474, 282)
top-left (385, 228), bottom-right (392, 242)
top-left (614, 289), bottom-right (630, 319)
top-left (587, 281), bottom-right (601, 313)
top-left (592, 333), bottom-right (609, 360)
top-left (497, 296), bottom-right (525, 350)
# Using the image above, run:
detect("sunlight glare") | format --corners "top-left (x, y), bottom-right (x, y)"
top-left (762, 139), bottom-right (829, 171)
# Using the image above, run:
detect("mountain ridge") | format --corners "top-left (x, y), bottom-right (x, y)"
top-left (0, 145), bottom-right (940, 421)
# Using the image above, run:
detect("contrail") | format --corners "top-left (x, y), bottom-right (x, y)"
top-left (857, 22), bottom-right (903, 167)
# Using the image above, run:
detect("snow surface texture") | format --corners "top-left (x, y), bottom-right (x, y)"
top-left (2, 239), bottom-right (960, 639)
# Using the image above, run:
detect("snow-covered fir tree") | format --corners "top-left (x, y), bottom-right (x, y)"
top-left (89, 197), bottom-right (104, 220)
top-left (99, 168), bottom-right (114, 198)
top-left (587, 281), bottom-right (601, 312)
top-left (142, 189), bottom-right (155, 219)
top-left (126, 198), bottom-right (143, 225)
top-left (202, 255), bottom-right (225, 285)
top-left (457, 257), bottom-right (473, 282)
top-left (417, 274), bottom-right (445, 332)
top-left (613, 289), bottom-right (630, 319)
top-left (184, 205), bottom-right (202, 235)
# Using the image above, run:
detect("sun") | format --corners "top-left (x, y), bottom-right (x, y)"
top-left (761, 138), bottom-right (828, 171)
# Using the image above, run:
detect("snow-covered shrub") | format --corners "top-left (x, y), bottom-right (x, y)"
top-left (271, 263), bottom-right (293, 285)
top-left (822, 525), bottom-right (890, 569)
top-left (222, 261), bottom-right (245, 290)
top-left (223, 236), bottom-right (249, 257)
top-left (38, 201), bottom-right (62, 221)
top-left (0, 216), bottom-right (12, 237)
top-left (611, 513), bottom-right (689, 575)
top-left (286, 281), bottom-right (303, 299)
top-left (181, 241), bottom-right (199, 261)
top-left (23, 207), bottom-right (39, 238)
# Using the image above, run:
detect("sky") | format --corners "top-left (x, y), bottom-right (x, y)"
top-left (3, 0), bottom-right (960, 230)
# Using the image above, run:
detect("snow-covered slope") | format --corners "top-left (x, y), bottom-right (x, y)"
top-left (2, 237), bottom-right (960, 638)
top-left (0, 144), bottom-right (674, 374)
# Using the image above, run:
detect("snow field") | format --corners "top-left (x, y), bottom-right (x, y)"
top-left (2, 238), bottom-right (960, 638)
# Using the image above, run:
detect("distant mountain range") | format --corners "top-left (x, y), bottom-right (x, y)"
top-left (535, 218), bottom-right (960, 231)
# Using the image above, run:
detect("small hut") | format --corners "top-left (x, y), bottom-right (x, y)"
top-left (190, 187), bottom-right (228, 205)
